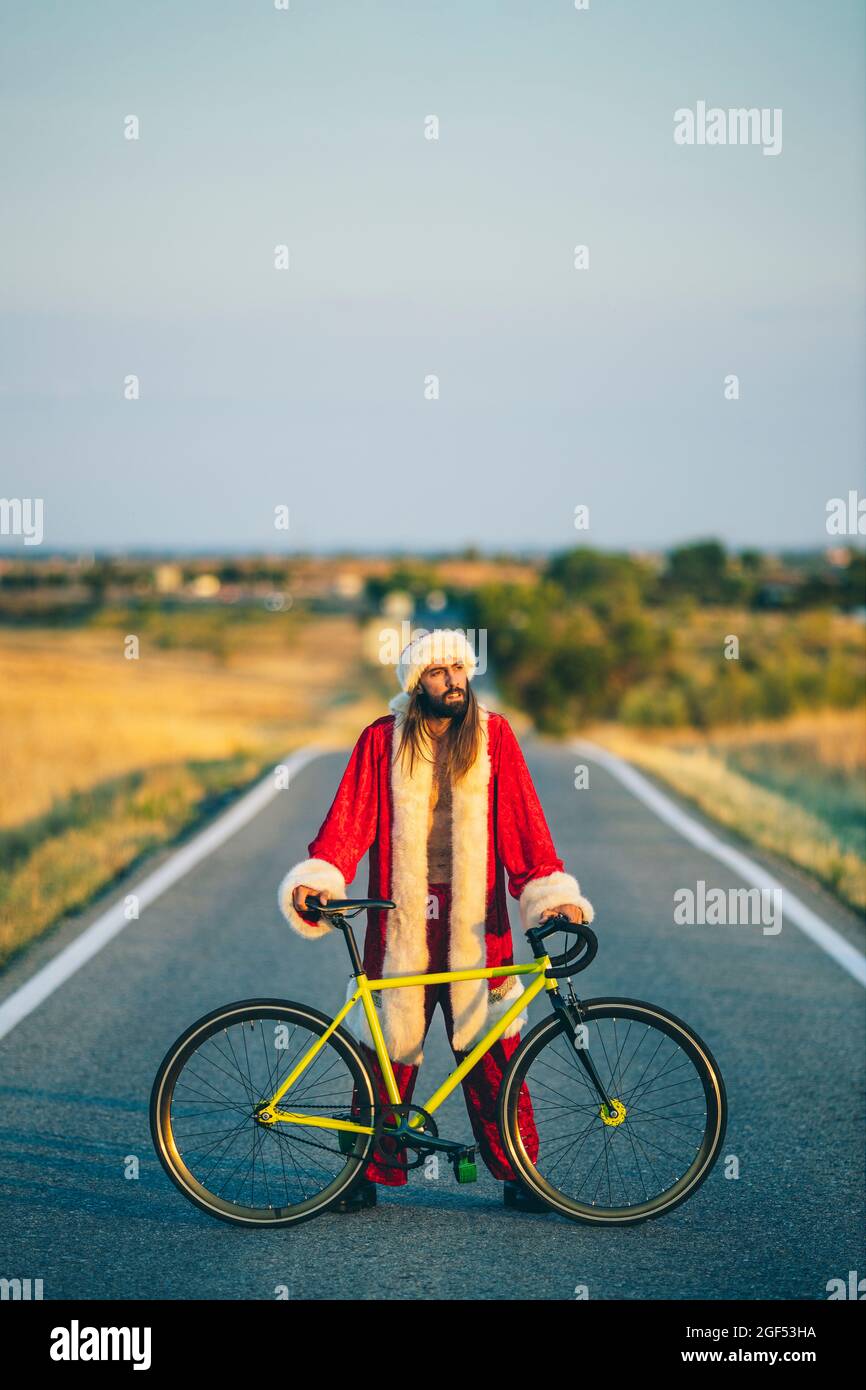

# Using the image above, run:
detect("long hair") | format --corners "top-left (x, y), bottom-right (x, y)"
top-left (395, 681), bottom-right (482, 783)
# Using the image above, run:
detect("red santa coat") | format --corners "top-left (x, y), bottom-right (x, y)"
top-left (278, 692), bottom-right (594, 1065)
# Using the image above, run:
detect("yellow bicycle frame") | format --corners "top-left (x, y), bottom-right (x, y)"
top-left (262, 957), bottom-right (556, 1138)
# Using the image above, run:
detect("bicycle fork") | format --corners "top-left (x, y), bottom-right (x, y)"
top-left (550, 983), bottom-right (624, 1123)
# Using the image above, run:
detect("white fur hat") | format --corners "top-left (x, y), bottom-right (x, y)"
top-left (396, 628), bottom-right (477, 693)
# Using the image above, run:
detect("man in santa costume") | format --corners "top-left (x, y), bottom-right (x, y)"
top-left (278, 628), bottom-right (594, 1211)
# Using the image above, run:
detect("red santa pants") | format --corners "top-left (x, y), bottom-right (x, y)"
top-left (350, 881), bottom-right (540, 1186)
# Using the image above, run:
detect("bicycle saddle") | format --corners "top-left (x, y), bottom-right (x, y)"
top-left (306, 894), bottom-right (395, 915)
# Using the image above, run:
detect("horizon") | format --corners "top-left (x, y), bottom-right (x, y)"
top-left (2, 539), bottom-right (862, 564)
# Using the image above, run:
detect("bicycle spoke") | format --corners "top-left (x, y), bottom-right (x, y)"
top-left (514, 1010), bottom-right (718, 1215)
top-left (159, 1009), bottom-right (371, 1217)
top-left (216, 1032), bottom-right (257, 1106)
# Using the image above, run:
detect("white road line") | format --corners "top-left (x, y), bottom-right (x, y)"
top-left (573, 739), bottom-right (866, 988)
top-left (0, 746), bottom-right (325, 1042)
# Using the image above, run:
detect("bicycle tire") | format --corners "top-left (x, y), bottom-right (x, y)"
top-left (150, 999), bottom-right (376, 1228)
top-left (499, 998), bottom-right (727, 1226)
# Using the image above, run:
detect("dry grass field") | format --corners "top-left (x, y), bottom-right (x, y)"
top-left (0, 610), bottom-right (390, 966)
top-left (590, 708), bottom-right (866, 913)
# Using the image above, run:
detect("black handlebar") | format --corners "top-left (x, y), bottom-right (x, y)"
top-left (526, 914), bottom-right (598, 977)
top-left (301, 896), bottom-right (597, 980)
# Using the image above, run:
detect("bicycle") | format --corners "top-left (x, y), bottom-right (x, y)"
top-left (150, 896), bottom-right (727, 1228)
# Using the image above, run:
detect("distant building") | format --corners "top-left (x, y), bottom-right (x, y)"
top-left (188, 574), bottom-right (221, 598)
top-left (155, 564), bottom-right (182, 594)
top-left (825, 547), bottom-right (852, 568)
top-left (334, 571), bottom-right (364, 598)
top-left (381, 590), bottom-right (414, 619)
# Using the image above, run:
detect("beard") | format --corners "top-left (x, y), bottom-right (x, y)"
top-left (418, 686), bottom-right (468, 721)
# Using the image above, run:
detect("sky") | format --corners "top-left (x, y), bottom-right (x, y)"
top-left (1, 0), bottom-right (864, 554)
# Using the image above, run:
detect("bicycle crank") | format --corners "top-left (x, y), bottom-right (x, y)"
top-left (372, 1103), bottom-right (439, 1170)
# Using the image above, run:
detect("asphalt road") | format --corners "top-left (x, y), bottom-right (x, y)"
top-left (1, 731), bottom-right (864, 1301)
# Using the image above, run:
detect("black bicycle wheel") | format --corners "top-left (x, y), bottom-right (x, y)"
top-left (499, 998), bottom-right (727, 1225)
top-left (150, 1000), bottom-right (375, 1227)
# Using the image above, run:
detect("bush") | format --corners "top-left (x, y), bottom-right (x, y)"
top-left (619, 683), bottom-right (691, 727)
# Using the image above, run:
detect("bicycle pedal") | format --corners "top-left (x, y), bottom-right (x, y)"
top-left (454, 1157), bottom-right (478, 1184)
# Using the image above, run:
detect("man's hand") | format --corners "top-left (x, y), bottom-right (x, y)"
top-left (540, 903), bottom-right (585, 925)
top-left (293, 885), bottom-right (330, 915)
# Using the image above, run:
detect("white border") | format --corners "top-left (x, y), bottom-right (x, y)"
top-left (0, 747), bottom-right (324, 1042)
top-left (573, 739), bottom-right (866, 988)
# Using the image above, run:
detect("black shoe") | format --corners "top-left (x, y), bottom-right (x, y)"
top-left (503, 1179), bottom-right (550, 1213)
top-left (334, 1178), bottom-right (378, 1213)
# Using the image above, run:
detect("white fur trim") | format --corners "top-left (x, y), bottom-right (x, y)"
top-left (447, 708), bottom-right (492, 1051)
top-left (277, 858), bottom-right (346, 940)
top-left (340, 976), bottom-right (379, 1049)
top-left (518, 871), bottom-right (595, 933)
top-left (381, 700), bottom-right (493, 1062)
top-left (397, 628), bottom-right (478, 694)
top-left (382, 700), bottom-right (435, 1064)
top-left (461, 974), bottom-right (528, 1050)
